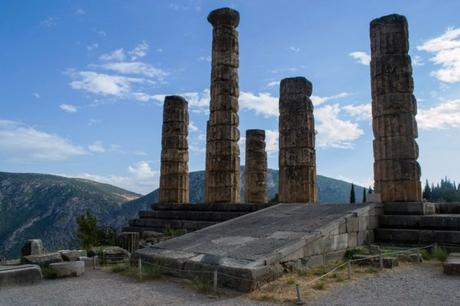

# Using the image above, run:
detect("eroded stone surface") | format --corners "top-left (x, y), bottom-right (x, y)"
top-left (48, 261), bottom-right (84, 278)
top-left (205, 8), bottom-right (241, 203)
top-left (279, 77), bottom-right (317, 203)
top-left (159, 96), bottom-right (189, 203)
top-left (244, 129), bottom-right (267, 203)
top-left (370, 14), bottom-right (421, 202)
top-left (0, 265), bottom-right (42, 286)
top-left (21, 239), bottom-right (44, 257)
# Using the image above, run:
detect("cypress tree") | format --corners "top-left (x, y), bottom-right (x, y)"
top-left (362, 188), bottom-right (367, 203)
top-left (350, 183), bottom-right (356, 203)
top-left (423, 180), bottom-right (432, 200)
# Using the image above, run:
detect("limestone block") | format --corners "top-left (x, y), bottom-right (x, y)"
top-left (48, 261), bottom-right (84, 278)
top-left (21, 239), bottom-right (44, 257)
top-left (23, 252), bottom-right (63, 267)
top-left (59, 250), bottom-right (87, 261)
top-left (0, 265), bottom-right (42, 286)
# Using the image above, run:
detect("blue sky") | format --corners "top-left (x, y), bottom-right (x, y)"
top-left (1, 0), bottom-right (460, 194)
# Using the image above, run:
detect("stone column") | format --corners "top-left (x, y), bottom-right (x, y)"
top-left (245, 129), bottom-right (267, 203)
top-left (159, 95), bottom-right (189, 203)
top-left (205, 8), bottom-right (241, 203)
top-left (370, 14), bottom-right (421, 202)
top-left (279, 77), bottom-right (317, 203)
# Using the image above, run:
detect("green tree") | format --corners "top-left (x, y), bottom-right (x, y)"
top-left (362, 188), bottom-right (367, 203)
top-left (76, 211), bottom-right (116, 250)
top-left (423, 180), bottom-right (432, 200)
top-left (350, 183), bottom-right (356, 203)
top-left (269, 193), bottom-right (279, 204)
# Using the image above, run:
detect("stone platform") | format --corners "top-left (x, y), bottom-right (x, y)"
top-left (133, 203), bottom-right (381, 291)
top-left (377, 202), bottom-right (460, 245)
top-left (124, 203), bottom-right (273, 234)
top-left (0, 265), bottom-right (42, 286)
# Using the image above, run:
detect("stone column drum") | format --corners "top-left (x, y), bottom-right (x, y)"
top-left (279, 77), bottom-right (317, 203)
top-left (370, 14), bottom-right (421, 202)
top-left (159, 96), bottom-right (189, 203)
top-left (245, 129), bottom-right (267, 203)
top-left (205, 8), bottom-right (241, 203)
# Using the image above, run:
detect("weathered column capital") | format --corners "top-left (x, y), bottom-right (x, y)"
top-left (208, 7), bottom-right (240, 28)
top-left (280, 77), bottom-right (312, 97)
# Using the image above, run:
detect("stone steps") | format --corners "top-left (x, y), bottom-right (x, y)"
top-left (129, 218), bottom-right (216, 231)
top-left (443, 253), bottom-right (460, 275)
top-left (138, 210), bottom-right (248, 222)
top-left (379, 214), bottom-right (460, 230)
top-left (376, 228), bottom-right (460, 244)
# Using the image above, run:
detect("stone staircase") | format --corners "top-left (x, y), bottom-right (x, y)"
top-left (376, 202), bottom-right (460, 246)
top-left (123, 202), bottom-right (273, 234)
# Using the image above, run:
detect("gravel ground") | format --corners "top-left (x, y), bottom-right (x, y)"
top-left (311, 263), bottom-right (460, 306)
top-left (0, 270), bottom-right (276, 306)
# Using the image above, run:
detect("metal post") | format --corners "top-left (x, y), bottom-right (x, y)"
top-left (295, 283), bottom-right (304, 305)
top-left (347, 261), bottom-right (352, 280)
top-left (138, 258), bottom-right (142, 281)
top-left (213, 270), bottom-right (218, 293)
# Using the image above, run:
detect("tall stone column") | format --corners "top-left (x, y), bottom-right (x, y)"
top-left (159, 96), bottom-right (189, 204)
top-left (205, 8), bottom-right (241, 203)
top-left (370, 14), bottom-right (421, 202)
top-left (244, 129), bottom-right (267, 203)
top-left (279, 77), bottom-right (317, 203)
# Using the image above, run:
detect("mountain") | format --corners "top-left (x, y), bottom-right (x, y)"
top-left (0, 172), bottom-right (144, 258)
top-left (0, 170), bottom-right (365, 258)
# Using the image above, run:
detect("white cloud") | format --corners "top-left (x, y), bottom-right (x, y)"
top-left (128, 41), bottom-right (149, 60)
top-left (240, 92), bottom-right (278, 117)
top-left (59, 104), bottom-right (78, 113)
top-left (88, 141), bottom-right (106, 153)
top-left (418, 27), bottom-right (460, 83)
top-left (153, 89), bottom-right (211, 113)
top-left (75, 8), bottom-right (86, 15)
top-left (311, 92), bottom-right (350, 106)
top-left (99, 49), bottom-right (126, 61)
top-left (265, 129), bottom-right (279, 155)
top-left (266, 80), bottom-right (280, 88)
top-left (413, 55), bottom-right (425, 66)
top-left (189, 121), bottom-right (199, 132)
top-left (40, 17), bottom-right (56, 28)
top-left (77, 161), bottom-right (159, 194)
top-left (343, 103), bottom-right (371, 121)
top-left (288, 46), bottom-right (300, 53)
top-left (69, 71), bottom-right (145, 96)
top-left (87, 43), bottom-right (99, 51)
top-left (33, 93), bottom-right (40, 99)
top-left (316, 104), bottom-right (364, 148)
top-left (349, 51), bottom-right (371, 65)
top-left (100, 62), bottom-right (167, 78)
top-left (198, 55), bottom-right (211, 62)
top-left (0, 120), bottom-right (86, 161)
top-left (417, 99), bottom-right (460, 129)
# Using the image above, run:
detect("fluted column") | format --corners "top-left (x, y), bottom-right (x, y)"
top-left (159, 96), bottom-right (189, 203)
top-left (279, 77), bottom-right (317, 203)
top-left (245, 129), bottom-right (267, 203)
top-left (205, 8), bottom-right (241, 203)
top-left (370, 14), bottom-right (421, 202)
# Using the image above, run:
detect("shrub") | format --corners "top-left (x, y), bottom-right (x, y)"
top-left (76, 211), bottom-right (116, 250)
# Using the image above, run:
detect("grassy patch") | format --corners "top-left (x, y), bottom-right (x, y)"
top-left (41, 267), bottom-right (58, 279)
top-left (190, 275), bottom-right (214, 294)
top-left (312, 281), bottom-right (326, 290)
top-left (432, 245), bottom-right (449, 262)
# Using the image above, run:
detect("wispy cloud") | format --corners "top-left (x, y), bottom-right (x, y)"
top-left (88, 141), bottom-right (106, 153)
top-left (266, 80), bottom-right (280, 88)
top-left (32, 93), bottom-right (40, 99)
top-left (99, 62), bottom-right (167, 78)
top-left (128, 41), bottom-right (149, 60)
top-left (311, 92), bottom-right (350, 106)
top-left (349, 51), bottom-right (371, 65)
top-left (418, 27), bottom-right (460, 83)
top-left (239, 92), bottom-right (278, 117)
top-left (343, 103), bottom-right (371, 121)
top-left (75, 8), bottom-right (86, 15)
top-left (40, 17), bottom-right (57, 28)
top-left (59, 104), bottom-right (78, 113)
top-left (0, 120), bottom-right (87, 161)
top-left (87, 43), bottom-right (99, 51)
top-left (76, 161), bottom-right (159, 194)
top-left (99, 49), bottom-right (126, 61)
top-left (288, 46), bottom-right (300, 53)
top-left (417, 99), bottom-right (460, 129)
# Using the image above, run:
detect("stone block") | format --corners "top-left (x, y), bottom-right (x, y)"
top-left (346, 215), bottom-right (359, 232)
top-left (21, 239), bottom-right (44, 257)
top-left (23, 252), bottom-right (63, 267)
top-left (59, 250), bottom-right (87, 261)
top-left (78, 256), bottom-right (97, 270)
top-left (0, 265), bottom-right (42, 286)
top-left (444, 253), bottom-right (460, 275)
top-left (348, 232), bottom-right (358, 248)
top-left (48, 261), bottom-right (84, 278)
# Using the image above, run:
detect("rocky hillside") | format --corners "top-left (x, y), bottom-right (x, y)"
top-left (0, 170), bottom-right (365, 258)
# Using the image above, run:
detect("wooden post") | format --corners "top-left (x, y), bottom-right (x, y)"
top-left (213, 270), bottom-right (218, 293)
top-left (295, 283), bottom-right (303, 305)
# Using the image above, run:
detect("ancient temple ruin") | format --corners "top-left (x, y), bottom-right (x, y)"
top-left (370, 14), bottom-right (422, 202)
top-left (244, 129), bottom-right (267, 203)
top-left (279, 77), bottom-right (317, 203)
top-left (204, 8), bottom-right (241, 203)
top-left (159, 96), bottom-right (189, 204)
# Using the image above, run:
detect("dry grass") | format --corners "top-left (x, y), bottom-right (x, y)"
top-left (247, 261), bottom-right (415, 304)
